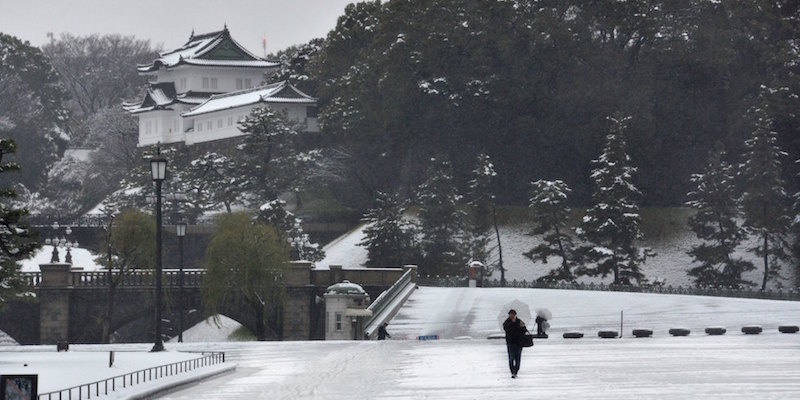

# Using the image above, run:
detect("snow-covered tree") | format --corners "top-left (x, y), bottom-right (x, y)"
top-left (0, 139), bottom-right (37, 308)
top-left (686, 143), bottom-right (754, 288)
top-left (237, 107), bottom-right (301, 203)
top-left (465, 154), bottom-right (496, 269)
top-left (266, 38), bottom-right (323, 96)
top-left (237, 107), bottom-right (321, 208)
top-left (257, 200), bottom-right (324, 262)
top-left (358, 191), bottom-right (418, 268)
top-left (525, 179), bottom-right (578, 283)
top-left (740, 98), bottom-right (792, 290)
top-left (577, 115), bottom-right (652, 285)
top-left (1, 33), bottom-right (69, 192)
top-left (416, 157), bottom-right (468, 276)
top-left (178, 152), bottom-right (247, 222)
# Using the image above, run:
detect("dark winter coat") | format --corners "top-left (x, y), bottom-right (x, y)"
top-left (378, 324), bottom-right (391, 340)
top-left (503, 317), bottom-right (526, 345)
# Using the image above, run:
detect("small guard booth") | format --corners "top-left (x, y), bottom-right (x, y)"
top-left (468, 261), bottom-right (484, 288)
top-left (324, 280), bottom-right (372, 340)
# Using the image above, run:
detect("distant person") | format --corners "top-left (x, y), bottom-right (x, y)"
top-left (503, 309), bottom-right (527, 378)
top-left (378, 322), bottom-right (391, 340)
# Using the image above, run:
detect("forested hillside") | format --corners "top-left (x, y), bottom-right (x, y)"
top-left (309, 0), bottom-right (800, 208)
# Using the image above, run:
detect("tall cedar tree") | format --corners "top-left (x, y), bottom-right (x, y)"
top-left (0, 139), bottom-right (38, 307)
top-left (202, 213), bottom-right (289, 340)
top-left (358, 191), bottom-right (418, 268)
top-left (465, 154), bottom-right (496, 268)
top-left (578, 115), bottom-right (652, 285)
top-left (525, 180), bottom-right (578, 283)
top-left (686, 143), bottom-right (754, 288)
top-left (416, 158), bottom-right (468, 276)
top-left (740, 101), bottom-right (792, 290)
top-left (257, 199), bottom-right (325, 262)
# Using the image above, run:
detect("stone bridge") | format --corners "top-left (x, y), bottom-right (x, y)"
top-left (0, 262), bottom-right (414, 345)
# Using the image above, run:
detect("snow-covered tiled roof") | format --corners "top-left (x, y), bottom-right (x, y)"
top-left (182, 81), bottom-right (317, 117)
top-left (137, 27), bottom-right (279, 73)
top-left (124, 82), bottom-right (181, 114)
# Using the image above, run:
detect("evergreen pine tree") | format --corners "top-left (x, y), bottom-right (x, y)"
top-left (417, 157), bottom-right (468, 276)
top-left (257, 199), bottom-right (324, 262)
top-left (686, 143), bottom-right (754, 288)
top-left (237, 107), bottom-right (301, 204)
top-left (358, 191), bottom-right (418, 268)
top-left (577, 115), bottom-right (652, 285)
top-left (1, 139), bottom-right (38, 308)
top-left (740, 99), bottom-right (792, 290)
top-left (465, 154), bottom-right (496, 269)
top-left (525, 179), bottom-right (578, 283)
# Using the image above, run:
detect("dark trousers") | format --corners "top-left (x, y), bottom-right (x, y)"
top-left (506, 343), bottom-right (522, 374)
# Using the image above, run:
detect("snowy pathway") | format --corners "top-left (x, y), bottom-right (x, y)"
top-left (160, 287), bottom-right (800, 399)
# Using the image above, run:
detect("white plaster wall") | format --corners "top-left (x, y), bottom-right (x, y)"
top-left (156, 66), bottom-right (276, 93)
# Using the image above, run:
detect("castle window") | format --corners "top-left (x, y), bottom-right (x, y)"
top-left (202, 77), bottom-right (209, 89)
top-left (227, 116), bottom-right (233, 126)
top-left (335, 313), bottom-right (342, 331)
top-left (211, 78), bottom-right (218, 90)
top-left (217, 119), bottom-right (223, 128)
top-left (207, 121), bottom-right (212, 130)
top-left (244, 78), bottom-right (252, 88)
top-left (197, 122), bottom-right (203, 132)
top-left (236, 78), bottom-right (243, 90)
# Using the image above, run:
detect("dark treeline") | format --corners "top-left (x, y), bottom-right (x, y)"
top-left (309, 0), bottom-right (800, 208)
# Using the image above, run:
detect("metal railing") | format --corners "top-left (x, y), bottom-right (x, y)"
top-left (364, 268), bottom-right (416, 338)
top-left (417, 275), bottom-right (800, 301)
top-left (37, 351), bottom-right (225, 400)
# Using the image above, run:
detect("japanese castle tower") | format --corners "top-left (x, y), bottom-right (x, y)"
top-left (125, 27), bottom-right (318, 147)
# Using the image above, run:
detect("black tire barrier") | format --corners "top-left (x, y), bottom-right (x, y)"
top-left (741, 325), bottom-right (762, 335)
top-left (778, 325), bottom-right (799, 334)
top-left (704, 327), bottom-right (726, 336)
top-left (632, 329), bottom-right (653, 338)
top-left (669, 328), bottom-right (691, 337)
top-left (563, 332), bottom-right (584, 339)
top-left (598, 330), bottom-right (619, 339)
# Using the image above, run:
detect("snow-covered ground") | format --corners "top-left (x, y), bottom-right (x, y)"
top-left (319, 218), bottom-right (796, 288)
top-left (19, 245), bottom-right (102, 272)
top-left (3, 287), bottom-right (799, 399)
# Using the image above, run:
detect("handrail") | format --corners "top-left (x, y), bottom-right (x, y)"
top-left (37, 351), bottom-right (225, 400)
top-left (364, 268), bottom-right (416, 338)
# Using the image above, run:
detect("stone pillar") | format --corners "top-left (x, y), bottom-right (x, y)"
top-left (329, 265), bottom-right (343, 286)
top-left (403, 264), bottom-right (418, 283)
top-left (38, 263), bottom-right (72, 345)
top-left (287, 261), bottom-right (312, 286)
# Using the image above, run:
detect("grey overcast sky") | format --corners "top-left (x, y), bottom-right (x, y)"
top-left (0, 0), bottom-right (357, 55)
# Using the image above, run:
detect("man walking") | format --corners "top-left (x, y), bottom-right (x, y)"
top-left (503, 309), bottom-right (527, 378)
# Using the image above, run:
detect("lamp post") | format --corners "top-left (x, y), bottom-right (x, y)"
top-left (176, 220), bottom-right (187, 343)
top-left (150, 149), bottom-right (167, 352)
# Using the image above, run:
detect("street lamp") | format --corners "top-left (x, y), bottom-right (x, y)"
top-left (176, 220), bottom-right (187, 343)
top-left (150, 148), bottom-right (167, 352)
